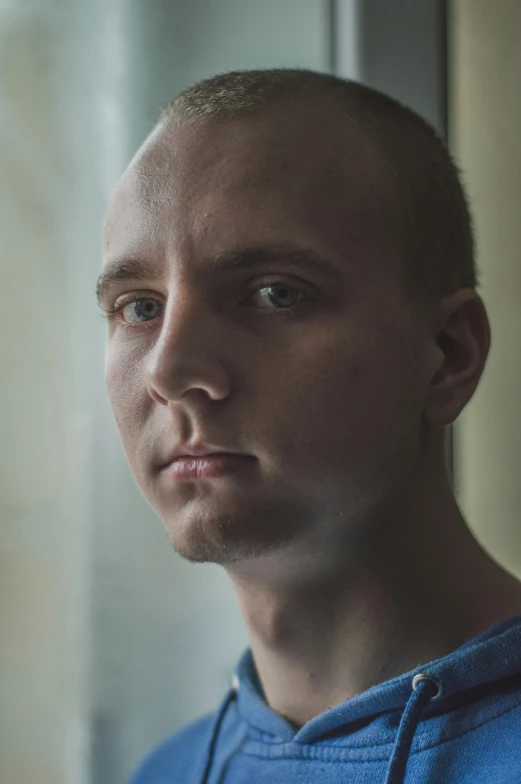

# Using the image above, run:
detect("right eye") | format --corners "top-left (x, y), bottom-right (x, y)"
top-left (121, 297), bottom-right (164, 323)
top-left (102, 296), bottom-right (164, 329)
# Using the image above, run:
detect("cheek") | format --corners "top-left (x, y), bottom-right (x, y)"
top-left (105, 350), bottom-right (126, 419)
top-left (264, 337), bottom-right (421, 485)
top-left (105, 349), bottom-right (147, 450)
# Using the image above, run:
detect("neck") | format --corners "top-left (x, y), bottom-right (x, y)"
top-left (227, 452), bottom-right (521, 727)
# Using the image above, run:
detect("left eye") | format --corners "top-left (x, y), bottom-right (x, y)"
top-left (250, 283), bottom-right (305, 309)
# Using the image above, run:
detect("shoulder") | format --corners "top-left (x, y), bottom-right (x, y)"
top-left (126, 712), bottom-right (216, 784)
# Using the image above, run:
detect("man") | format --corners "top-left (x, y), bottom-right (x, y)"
top-left (97, 69), bottom-right (521, 783)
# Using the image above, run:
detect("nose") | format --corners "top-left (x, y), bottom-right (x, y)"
top-left (145, 297), bottom-right (231, 405)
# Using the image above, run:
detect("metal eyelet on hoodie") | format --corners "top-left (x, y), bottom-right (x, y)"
top-left (412, 672), bottom-right (443, 699)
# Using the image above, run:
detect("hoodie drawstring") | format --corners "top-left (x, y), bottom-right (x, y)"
top-left (200, 683), bottom-right (238, 784)
top-left (200, 672), bottom-right (442, 784)
top-left (384, 673), bottom-right (443, 784)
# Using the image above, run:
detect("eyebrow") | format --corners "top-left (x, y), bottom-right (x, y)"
top-left (96, 242), bottom-right (347, 307)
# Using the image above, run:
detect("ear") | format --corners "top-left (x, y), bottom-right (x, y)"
top-left (423, 289), bottom-right (491, 428)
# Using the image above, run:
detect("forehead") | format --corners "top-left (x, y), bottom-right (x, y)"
top-left (102, 106), bottom-right (400, 276)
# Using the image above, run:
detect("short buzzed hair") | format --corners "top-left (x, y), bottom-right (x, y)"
top-left (158, 68), bottom-right (477, 309)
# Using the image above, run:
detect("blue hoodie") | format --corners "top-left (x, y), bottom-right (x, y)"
top-left (128, 613), bottom-right (521, 783)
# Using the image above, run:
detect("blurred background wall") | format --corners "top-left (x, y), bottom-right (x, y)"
top-left (1, 1), bottom-right (519, 783)
top-left (449, 0), bottom-right (521, 583)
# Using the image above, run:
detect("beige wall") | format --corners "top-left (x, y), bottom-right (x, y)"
top-left (450, 0), bottom-right (521, 578)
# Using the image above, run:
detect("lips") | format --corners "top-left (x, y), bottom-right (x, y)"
top-left (164, 452), bottom-right (254, 480)
top-left (160, 442), bottom-right (250, 468)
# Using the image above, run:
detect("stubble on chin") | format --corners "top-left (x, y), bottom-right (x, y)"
top-left (160, 505), bottom-right (300, 566)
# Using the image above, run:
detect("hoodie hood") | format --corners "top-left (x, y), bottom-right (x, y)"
top-left (198, 613), bottom-right (521, 784)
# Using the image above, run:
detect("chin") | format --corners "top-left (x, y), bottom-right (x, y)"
top-left (161, 507), bottom-right (295, 566)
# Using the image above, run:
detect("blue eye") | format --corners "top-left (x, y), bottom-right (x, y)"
top-left (101, 297), bottom-right (164, 329)
top-left (120, 298), bottom-right (164, 323)
top-left (253, 283), bottom-right (304, 309)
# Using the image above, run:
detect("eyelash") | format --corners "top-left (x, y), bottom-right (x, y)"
top-left (100, 281), bottom-right (312, 330)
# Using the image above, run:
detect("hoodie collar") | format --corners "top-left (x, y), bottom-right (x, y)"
top-left (232, 613), bottom-right (521, 744)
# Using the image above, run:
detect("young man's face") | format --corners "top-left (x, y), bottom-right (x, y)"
top-left (101, 105), bottom-right (434, 569)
